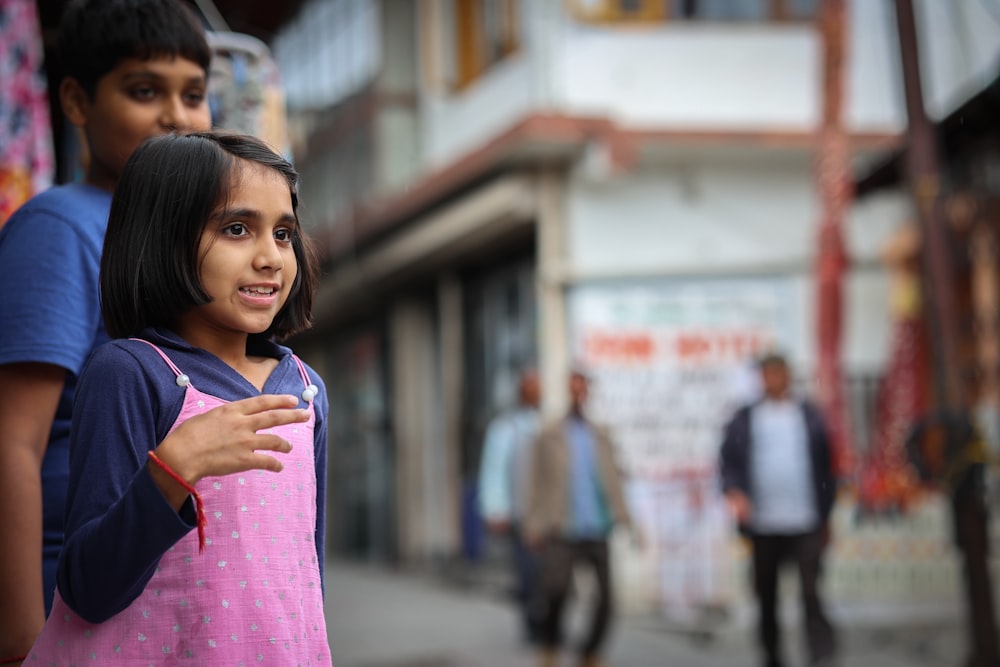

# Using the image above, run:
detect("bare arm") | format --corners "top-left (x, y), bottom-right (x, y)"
top-left (0, 363), bottom-right (65, 660)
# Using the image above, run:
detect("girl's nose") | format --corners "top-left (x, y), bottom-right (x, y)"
top-left (253, 237), bottom-right (284, 271)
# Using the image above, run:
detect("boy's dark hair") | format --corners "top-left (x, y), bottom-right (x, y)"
top-left (58, 0), bottom-right (211, 98)
top-left (101, 131), bottom-right (318, 341)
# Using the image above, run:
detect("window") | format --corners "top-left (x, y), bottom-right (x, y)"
top-left (568, 0), bottom-right (819, 23)
top-left (572, 0), bottom-right (665, 22)
top-left (450, 0), bottom-right (520, 90)
top-left (273, 0), bottom-right (380, 110)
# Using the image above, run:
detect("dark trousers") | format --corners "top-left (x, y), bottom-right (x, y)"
top-left (751, 530), bottom-right (836, 667)
top-left (510, 525), bottom-right (541, 641)
top-left (538, 537), bottom-right (612, 658)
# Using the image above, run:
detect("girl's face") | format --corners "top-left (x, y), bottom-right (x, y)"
top-left (175, 160), bottom-right (298, 348)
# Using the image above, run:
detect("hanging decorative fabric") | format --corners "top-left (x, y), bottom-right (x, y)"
top-left (0, 0), bottom-right (54, 228)
top-left (858, 223), bottom-right (927, 514)
top-left (813, 0), bottom-right (855, 478)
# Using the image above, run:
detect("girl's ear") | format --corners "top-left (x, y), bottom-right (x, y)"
top-left (59, 78), bottom-right (90, 128)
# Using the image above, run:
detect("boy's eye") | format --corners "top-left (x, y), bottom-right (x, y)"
top-left (184, 89), bottom-right (206, 106)
top-left (223, 223), bottom-right (248, 237)
top-left (129, 86), bottom-right (156, 101)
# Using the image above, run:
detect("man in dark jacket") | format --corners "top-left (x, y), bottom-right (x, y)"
top-left (719, 353), bottom-right (837, 667)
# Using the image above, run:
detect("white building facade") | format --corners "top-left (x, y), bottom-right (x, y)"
top-left (274, 0), bottom-right (1000, 624)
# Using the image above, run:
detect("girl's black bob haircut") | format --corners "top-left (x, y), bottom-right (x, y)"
top-left (100, 131), bottom-right (318, 342)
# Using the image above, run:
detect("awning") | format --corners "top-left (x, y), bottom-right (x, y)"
top-left (855, 67), bottom-right (1000, 198)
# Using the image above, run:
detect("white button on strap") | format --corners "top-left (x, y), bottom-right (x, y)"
top-left (301, 384), bottom-right (318, 402)
top-left (176, 374), bottom-right (191, 387)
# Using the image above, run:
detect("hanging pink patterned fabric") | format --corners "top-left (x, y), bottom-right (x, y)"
top-left (0, 0), bottom-right (54, 228)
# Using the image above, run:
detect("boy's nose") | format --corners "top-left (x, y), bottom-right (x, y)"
top-left (158, 98), bottom-right (186, 131)
top-left (159, 96), bottom-right (202, 132)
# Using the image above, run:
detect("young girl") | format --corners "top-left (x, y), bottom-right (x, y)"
top-left (25, 131), bottom-right (332, 665)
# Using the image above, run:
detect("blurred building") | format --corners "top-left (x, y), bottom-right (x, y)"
top-left (261, 0), bottom-right (1000, 622)
top-left (30, 0), bottom-right (1000, 628)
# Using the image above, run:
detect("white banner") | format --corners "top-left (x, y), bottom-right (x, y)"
top-left (568, 278), bottom-right (798, 621)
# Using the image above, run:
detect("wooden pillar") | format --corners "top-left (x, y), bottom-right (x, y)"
top-left (893, 2), bottom-right (999, 663)
top-left (971, 223), bottom-right (1000, 412)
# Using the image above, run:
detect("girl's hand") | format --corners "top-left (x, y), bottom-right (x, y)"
top-left (149, 394), bottom-right (309, 508)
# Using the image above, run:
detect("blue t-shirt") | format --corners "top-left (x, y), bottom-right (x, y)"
top-left (56, 327), bottom-right (329, 622)
top-left (0, 183), bottom-right (112, 612)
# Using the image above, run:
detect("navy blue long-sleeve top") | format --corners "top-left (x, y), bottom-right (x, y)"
top-left (55, 327), bottom-right (329, 623)
top-left (718, 399), bottom-right (835, 535)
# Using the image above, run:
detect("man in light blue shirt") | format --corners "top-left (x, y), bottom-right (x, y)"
top-left (478, 369), bottom-right (542, 643)
top-left (565, 416), bottom-right (612, 539)
top-left (525, 369), bottom-right (635, 667)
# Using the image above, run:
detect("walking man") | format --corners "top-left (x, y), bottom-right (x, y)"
top-left (525, 369), bottom-right (634, 667)
top-left (719, 352), bottom-right (838, 667)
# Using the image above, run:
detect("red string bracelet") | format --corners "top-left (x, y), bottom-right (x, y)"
top-left (148, 451), bottom-right (207, 553)
top-left (0, 655), bottom-right (27, 665)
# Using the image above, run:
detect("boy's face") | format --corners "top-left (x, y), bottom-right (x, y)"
top-left (66, 56), bottom-right (211, 192)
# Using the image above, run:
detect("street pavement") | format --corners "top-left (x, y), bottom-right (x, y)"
top-left (324, 559), bottom-right (967, 667)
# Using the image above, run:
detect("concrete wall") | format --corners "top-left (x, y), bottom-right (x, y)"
top-left (564, 154), bottom-right (897, 373)
top-left (413, 0), bottom-right (1000, 173)
top-left (553, 23), bottom-right (820, 129)
top-left (419, 54), bottom-right (540, 169)
top-left (567, 155), bottom-right (817, 273)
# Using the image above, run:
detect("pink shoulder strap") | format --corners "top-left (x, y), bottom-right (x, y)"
top-left (129, 337), bottom-right (184, 378)
top-left (291, 354), bottom-right (312, 389)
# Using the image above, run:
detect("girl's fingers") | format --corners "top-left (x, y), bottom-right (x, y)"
top-left (249, 407), bottom-right (310, 433)
top-left (245, 451), bottom-right (285, 473)
top-left (234, 394), bottom-right (300, 415)
top-left (227, 395), bottom-right (309, 431)
top-left (252, 434), bottom-right (293, 454)
top-left (163, 396), bottom-right (310, 480)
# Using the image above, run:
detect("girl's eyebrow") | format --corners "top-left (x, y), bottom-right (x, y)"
top-left (219, 208), bottom-right (297, 225)
top-left (221, 207), bottom-right (262, 221)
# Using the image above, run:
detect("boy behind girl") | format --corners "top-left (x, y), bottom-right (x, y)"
top-left (0, 0), bottom-right (212, 660)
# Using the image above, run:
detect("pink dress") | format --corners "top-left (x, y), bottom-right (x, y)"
top-left (27, 342), bottom-right (332, 666)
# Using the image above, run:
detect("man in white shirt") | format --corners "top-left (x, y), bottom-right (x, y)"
top-left (719, 353), bottom-right (838, 667)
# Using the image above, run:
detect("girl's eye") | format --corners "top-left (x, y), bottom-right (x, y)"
top-left (223, 223), bottom-right (248, 237)
top-left (274, 228), bottom-right (293, 243)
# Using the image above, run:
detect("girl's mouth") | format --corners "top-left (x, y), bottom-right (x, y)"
top-left (240, 286), bottom-right (275, 296)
